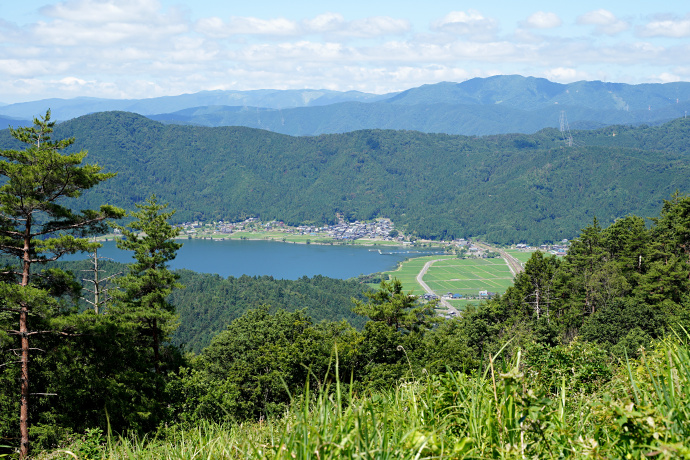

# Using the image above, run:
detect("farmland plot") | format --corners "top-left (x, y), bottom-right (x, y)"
top-left (424, 258), bottom-right (515, 296)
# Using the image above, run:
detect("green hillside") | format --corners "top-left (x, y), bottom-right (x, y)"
top-left (3, 112), bottom-right (690, 244)
top-left (49, 257), bottom-right (370, 354)
top-left (5, 111), bottom-right (690, 458)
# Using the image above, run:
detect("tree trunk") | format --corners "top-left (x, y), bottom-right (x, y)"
top-left (153, 318), bottom-right (160, 374)
top-left (19, 303), bottom-right (29, 460)
top-left (20, 218), bottom-right (31, 460)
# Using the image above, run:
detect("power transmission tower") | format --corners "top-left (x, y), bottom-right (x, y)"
top-left (559, 111), bottom-right (573, 147)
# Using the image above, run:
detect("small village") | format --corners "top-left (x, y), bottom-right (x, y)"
top-left (292, 219), bottom-right (400, 241)
top-left (173, 217), bottom-right (570, 258)
top-left (174, 217), bottom-right (404, 243)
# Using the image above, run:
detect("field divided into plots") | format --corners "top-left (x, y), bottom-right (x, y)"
top-left (380, 255), bottom-right (454, 295)
top-left (424, 258), bottom-right (514, 296)
top-left (381, 256), bottom-right (516, 301)
top-left (504, 249), bottom-right (537, 265)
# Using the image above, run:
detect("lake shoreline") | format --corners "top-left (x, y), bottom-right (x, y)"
top-left (96, 233), bottom-right (427, 249)
top-left (67, 238), bottom-right (440, 280)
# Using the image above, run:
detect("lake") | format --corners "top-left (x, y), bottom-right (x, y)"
top-left (65, 239), bottom-right (445, 280)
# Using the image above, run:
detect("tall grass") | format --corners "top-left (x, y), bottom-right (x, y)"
top-left (43, 335), bottom-right (690, 459)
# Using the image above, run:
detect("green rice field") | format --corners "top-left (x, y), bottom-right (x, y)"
top-left (380, 255), bottom-right (454, 295)
top-left (424, 258), bottom-right (514, 296)
top-left (504, 249), bottom-right (536, 265)
top-left (381, 256), bottom-right (516, 302)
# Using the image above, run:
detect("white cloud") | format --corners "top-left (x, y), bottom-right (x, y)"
top-left (341, 16), bottom-right (410, 38)
top-left (431, 10), bottom-right (498, 40)
top-left (302, 13), bottom-right (345, 33)
top-left (224, 16), bottom-right (301, 36)
top-left (33, 19), bottom-right (188, 46)
top-left (0, 2), bottom-right (686, 103)
top-left (543, 67), bottom-right (591, 82)
top-left (31, 0), bottom-right (189, 46)
top-left (0, 19), bottom-right (21, 41)
top-left (40, 0), bottom-right (162, 24)
top-left (638, 15), bottom-right (690, 38)
top-left (653, 72), bottom-right (683, 82)
top-left (521, 12), bottom-right (562, 29)
top-left (0, 59), bottom-right (57, 78)
top-left (237, 41), bottom-right (350, 62)
top-left (577, 9), bottom-right (630, 35)
top-left (196, 13), bottom-right (409, 39)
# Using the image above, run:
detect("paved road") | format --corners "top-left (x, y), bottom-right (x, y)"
top-left (416, 245), bottom-right (524, 317)
top-left (416, 258), bottom-right (460, 315)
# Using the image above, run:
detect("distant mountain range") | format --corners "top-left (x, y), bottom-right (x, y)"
top-left (0, 89), bottom-right (390, 121)
top-left (2, 75), bottom-right (690, 136)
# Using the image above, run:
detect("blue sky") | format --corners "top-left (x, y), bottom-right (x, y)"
top-left (1, 0), bottom-right (689, 103)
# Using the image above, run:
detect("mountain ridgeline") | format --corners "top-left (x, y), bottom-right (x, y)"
top-left (2, 111), bottom-right (690, 244)
top-left (3, 76), bottom-right (690, 135)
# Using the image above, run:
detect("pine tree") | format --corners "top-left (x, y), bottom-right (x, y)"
top-left (0, 110), bottom-right (124, 459)
top-left (352, 278), bottom-right (436, 331)
top-left (113, 195), bottom-right (183, 374)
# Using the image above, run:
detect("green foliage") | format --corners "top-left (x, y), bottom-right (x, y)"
top-left (503, 251), bottom-right (561, 325)
top-left (112, 195), bottom-right (183, 374)
top-left (5, 111), bottom-right (690, 458)
top-left (61, 336), bottom-right (690, 459)
top-left (2, 112), bottom-right (689, 244)
top-left (353, 278), bottom-right (436, 331)
top-left (169, 307), bottom-right (362, 424)
top-left (523, 340), bottom-right (614, 395)
top-left (0, 111), bottom-right (124, 457)
top-left (170, 271), bottom-right (368, 353)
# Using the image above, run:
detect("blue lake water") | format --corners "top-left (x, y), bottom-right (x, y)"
top-left (64, 239), bottom-right (444, 280)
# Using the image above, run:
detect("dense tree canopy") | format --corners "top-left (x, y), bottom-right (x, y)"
top-left (4, 111), bottom-right (690, 458)
top-left (2, 113), bottom-right (689, 244)
top-left (0, 111), bottom-right (124, 458)
top-left (458, 193), bottom-right (690, 360)
top-left (112, 195), bottom-right (183, 374)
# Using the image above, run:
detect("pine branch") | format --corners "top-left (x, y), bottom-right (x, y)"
top-left (8, 330), bottom-right (82, 337)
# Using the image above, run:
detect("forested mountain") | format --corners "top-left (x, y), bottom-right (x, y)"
top-left (151, 77), bottom-right (690, 136)
top-left (4, 111), bottom-right (690, 458)
top-left (3, 76), bottom-right (690, 135)
top-left (387, 76), bottom-right (690, 111)
top-left (146, 100), bottom-right (639, 136)
top-left (0, 115), bottom-right (31, 129)
top-left (170, 271), bottom-right (368, 352)
top-left (2, 111), bottom-right (689, 244)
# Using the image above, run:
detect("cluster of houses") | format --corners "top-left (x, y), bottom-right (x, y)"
top-left (285, 219), bottom-right (400, 241)
top-left (515, 239), bottom-right (569, 256)
top-left (174, 217), bottom-right (402, 242)
top-left (176, 217), bottom-right (267, 236)
top-left (422, 290), bottom-right (498, 301)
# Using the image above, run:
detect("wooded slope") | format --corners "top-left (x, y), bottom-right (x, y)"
top-left (3, 112), bottom-right (690, 243)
